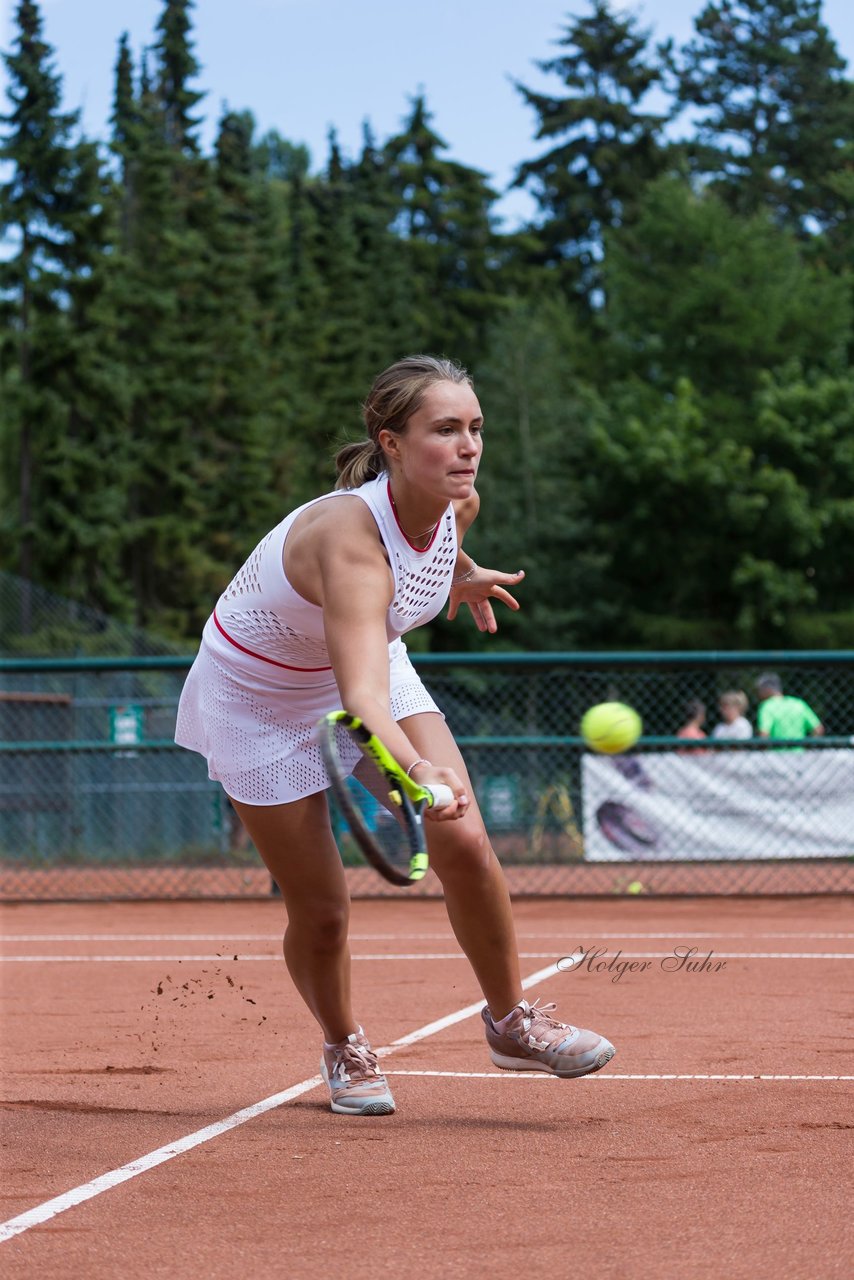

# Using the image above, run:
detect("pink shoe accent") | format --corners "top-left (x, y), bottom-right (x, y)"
top-left (320, 1030), bottom-right (396, 1115)
top-left (483, 999), bottom-right (615, 1078)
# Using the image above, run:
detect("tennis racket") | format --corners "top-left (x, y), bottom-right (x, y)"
top-left (317, 710), bottom-right (454, 886)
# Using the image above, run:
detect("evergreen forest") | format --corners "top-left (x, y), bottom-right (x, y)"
top-left (1, 0), bottom-right (852, 652)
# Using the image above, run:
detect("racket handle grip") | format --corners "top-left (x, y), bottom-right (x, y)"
top-left (424, 783), bottom-right (455, 810)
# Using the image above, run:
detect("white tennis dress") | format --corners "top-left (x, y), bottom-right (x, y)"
top-left (175, 473), bottom-right (458, 805)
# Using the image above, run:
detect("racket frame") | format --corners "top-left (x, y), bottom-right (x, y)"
top-left (318, 710), bottom-right (448, 886)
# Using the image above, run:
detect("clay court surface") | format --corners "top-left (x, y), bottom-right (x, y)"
top-left (1, 893), bottom-right (852, 1278)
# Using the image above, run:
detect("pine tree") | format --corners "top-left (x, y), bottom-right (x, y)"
top-left (202, 108), bottom-right (283, 591)
top-left (279, 160), bottom-right (334, 498)
top-left (351, 121), bottom-right (413, 370)
top-left (666, 0), bottom-right (854, 233)
top-left (384, 94), bottom-right (500, 365)
top-left (300, 128), bottom-right (415, 488)
top-left (513, 0), bottom-right (668, 307)
top-left (0, 0), bottom-right (127, 621)
top-left (0, 0), bottom-right (80, 604)
top-left (111, 33), bottom-right (136, 161)
top-left (107, 4), bottom-right (218, 636)
top-left (749, 363), bottom-right (854, 641)
top-left (49, 138), bottom-right (132, 617)
top-left (253, 127), bottom-right (310, 183)
top-left (815, 135), bottom-right (854, 278)
top-left (154, 0), bottom-right (203, 153)
top-left (249, 129), bottom-right (310, 505)
top-left (449, 296), bottom-right (609, 651)
top-left (307, 129), bottom-right (378, 449)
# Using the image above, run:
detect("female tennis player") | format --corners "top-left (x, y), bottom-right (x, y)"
top-left (176, 354), bottom-right (615, 1115)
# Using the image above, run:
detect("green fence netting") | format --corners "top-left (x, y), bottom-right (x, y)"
top-left (1, 651), bottom-right (852, 899)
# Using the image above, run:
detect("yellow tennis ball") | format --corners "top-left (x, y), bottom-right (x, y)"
top-left (627, 880), bottom-right (645, 895)
top-left (581, 701), bottom-right (642, 754)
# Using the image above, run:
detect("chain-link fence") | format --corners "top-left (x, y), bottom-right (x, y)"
top-left (0, 570), bottom-right (186, 659)
top-left (1, 652), bottom-right (852, 899)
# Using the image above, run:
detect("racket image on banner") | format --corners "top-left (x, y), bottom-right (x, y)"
top-left (317, 710), bottom-right (454, 886)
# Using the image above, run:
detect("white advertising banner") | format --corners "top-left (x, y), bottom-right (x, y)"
top-left (582, 750), bottom-right (854, 860)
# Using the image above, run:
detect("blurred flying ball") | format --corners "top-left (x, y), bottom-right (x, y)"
top-left (581, 702), bottom-right (642, 754)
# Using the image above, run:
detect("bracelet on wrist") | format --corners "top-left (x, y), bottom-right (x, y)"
top-left (406, 758), bottom-right (432, 778)
top-left (452, 562), bottom-right (477, 585)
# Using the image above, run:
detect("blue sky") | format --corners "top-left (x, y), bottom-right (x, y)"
top-left (2, 0), bottom-right (852, 227)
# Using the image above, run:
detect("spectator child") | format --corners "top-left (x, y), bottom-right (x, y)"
top-left (676, 699), bottom-right (708, 754)
top-left (711, 690), bottom-right (752, 740)
top-left (677, 698), bottom-right (707, 741)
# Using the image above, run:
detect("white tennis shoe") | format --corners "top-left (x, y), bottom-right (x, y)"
top-left (483, 999), bottom-right (615, 1078)
top-left (320, 1029), bottom-right (396, 1115)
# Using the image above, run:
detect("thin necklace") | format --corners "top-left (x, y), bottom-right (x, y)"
top-left (388, 487), bottom-right (440, 545)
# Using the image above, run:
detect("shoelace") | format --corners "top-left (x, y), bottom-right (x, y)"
top-left (523, 1000), bottom-right (576, 1042)
top-left (334, 1041), bottom-right (383, 1083)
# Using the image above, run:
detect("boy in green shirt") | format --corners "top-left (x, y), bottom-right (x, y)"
top-left (756, 673), bottom-right (824, 741)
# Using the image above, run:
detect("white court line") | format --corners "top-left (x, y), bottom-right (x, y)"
top-left (4, 931), bottom-right (854, 942)
top-left (0, 962), bottom-right (557, 1244)
top-left (386, 1071), bottom-right (854, 1082)
top-left (3, 951), bottom-right (854, 963)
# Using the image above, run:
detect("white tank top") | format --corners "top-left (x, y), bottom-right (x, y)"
top-left (203, 473), bottom-right (458, 687)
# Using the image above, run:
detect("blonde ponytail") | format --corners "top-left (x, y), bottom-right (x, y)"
top-left (334, 439), bottom-right (385, 490)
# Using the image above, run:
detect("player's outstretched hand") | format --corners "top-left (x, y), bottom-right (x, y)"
top-left (447, 566), bottom-right (525, 634)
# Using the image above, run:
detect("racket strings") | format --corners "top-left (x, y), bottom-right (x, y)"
top-left (319, 711), bottom-right (427, 885)
top-left (333, 763), bottom-right (415, 876)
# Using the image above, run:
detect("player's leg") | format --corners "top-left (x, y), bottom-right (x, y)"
top-left (400, 712), bottom-right (616, 1078)
top-left (230, 791), bottom-right (396, 1115)
top-left (397, 712), bottom-right (523, 1017)
top-left (229, 791), bottom-right (355, 1043)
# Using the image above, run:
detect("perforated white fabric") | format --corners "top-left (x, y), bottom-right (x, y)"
top-left (175, 472), bottom-right (455, 804)
top-left (389, 521), bottom-right (457, 624)
top-left (219, 608), bottom-right (331, 670)
top-left (211, 474), bottom-right (456, 670)
top-left (220, 532), bottom-right (271, 601)
top-left (175, 641), bottom-right (442, 805)
top-left (390, 676), bottom-right (441, 721)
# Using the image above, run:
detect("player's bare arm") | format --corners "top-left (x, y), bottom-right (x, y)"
top-left (296, 502), bottom-right (467, 816)
top-left (453, 490), bottom-right (480, 541)
top-left (449, 490), bottom-right (525, 633)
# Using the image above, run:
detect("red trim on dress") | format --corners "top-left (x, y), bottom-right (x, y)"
top-left (213, 608), bottom-right (333, 672)
top-left (386, 480), bottom-right (445, 552)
